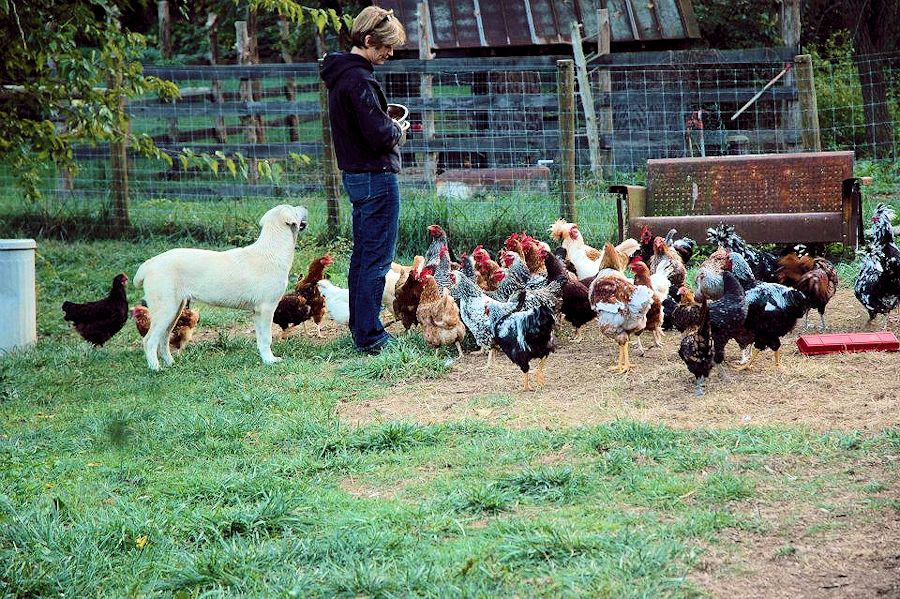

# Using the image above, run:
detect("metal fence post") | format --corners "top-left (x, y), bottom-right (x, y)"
top-left (557, 59), bottom-right (577, 222)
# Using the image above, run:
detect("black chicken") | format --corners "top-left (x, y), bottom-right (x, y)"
top-left (664, 228), bottom-right (697, 265)
top-left (709, 270), bottom-right (748, 377)
top-left (706, 224), bottom-right (779, 283)
top-left (544, 251), bottom-right (594, 342)
top-left (737, 283), bottom-right (808, 371)
top-left (61, 273), bottom-right (129, 347)
top-left (486, 277), bottom-right (564, 391)
top-left (678, 297), bottom-right (714, 396)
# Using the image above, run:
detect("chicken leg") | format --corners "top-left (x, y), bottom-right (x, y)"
top-left (694, 375), bottom-right (706, 397)
top-left (735, 348), bottom-right (760, 371)
top-left (621, 341), bottom-right (635, 371)
top-left (522, 372), bottom-right (532, 392)
top-left (773, 348), bottom-right (782, 369)
top-left (535, 357), bottom-right (547, 387)
top-left (481, 348), bottom-right (495, 371)
top-left (634, 336), bottom-right (646, 356)
top-left (608, 343), bottom-right (626, 372)
top-left (455, 341), bottom-right (464, 359)
top-left (572, 326), bottom-right (584, 343)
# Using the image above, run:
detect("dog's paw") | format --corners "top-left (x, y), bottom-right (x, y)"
top-left (263, 356), bottom-right (283, 365)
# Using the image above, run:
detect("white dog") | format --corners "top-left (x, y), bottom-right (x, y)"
top-left (134, 204), bottom-right (308, 370)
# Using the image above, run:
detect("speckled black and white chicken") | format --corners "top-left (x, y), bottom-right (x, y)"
top-left (854, 204), bottom-right (900, 327)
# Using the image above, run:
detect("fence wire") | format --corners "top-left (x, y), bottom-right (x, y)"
top-left (1, 49), bottom-right (897, 252)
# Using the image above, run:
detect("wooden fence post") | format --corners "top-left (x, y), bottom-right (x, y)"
top-left (236, 20), bottom-right (258, 184)
top-left (557, 59), bottom-right (577, 221)
top-left (319, 65), bottom-right (341, 236)
top-left (157, 0), bottom-right (172, 59)
top-left (108, 63), bottom-right (130, 235)
top-left (795, 54), bottom-right (821, 152)
top-left (279, 17), bottom-right (301, 143)
top-left (781, 0), bottom-right (801, 149)
top-left (596, 9), bottom-right (613, 175)
top-left (247, 8), bottom-right (266, 143)
top-left (206, 13), bottom-right (227, 144)
top-left (570, 22), bottom-right (601, 177)
top-left (417, 2), bottom-right (437, 185)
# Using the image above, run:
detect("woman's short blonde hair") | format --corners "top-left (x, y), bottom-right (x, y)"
top-left (350, 6), bottom-right (406, 49)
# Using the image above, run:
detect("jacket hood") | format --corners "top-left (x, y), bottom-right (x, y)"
top-left (320, 52), bottom-right (372, 89)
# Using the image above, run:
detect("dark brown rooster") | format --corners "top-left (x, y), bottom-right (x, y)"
top-left (776, 254), bottom-right (838, 331)
top-left (273, 254), bottom-right (333, 338)
top-left (61, 273), bottom-right (129, 347)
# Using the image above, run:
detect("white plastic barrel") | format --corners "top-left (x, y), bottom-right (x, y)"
top-left (0, 239), bottom-right (38, 354)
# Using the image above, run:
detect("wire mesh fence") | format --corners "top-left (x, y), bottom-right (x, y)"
top-left (1, 47), bottom-right (897, 254)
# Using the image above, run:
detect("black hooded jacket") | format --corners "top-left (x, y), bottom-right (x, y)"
top-left (320, 52), bottom-right (402, 173)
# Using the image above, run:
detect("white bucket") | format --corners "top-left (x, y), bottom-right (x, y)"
top-left (0, 239), bottom-right (37, 354)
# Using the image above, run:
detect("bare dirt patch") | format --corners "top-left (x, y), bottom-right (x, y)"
top-left (340, 288), bottom-right (900, 432)
top-left (693, 456), bottom-right (900, 599)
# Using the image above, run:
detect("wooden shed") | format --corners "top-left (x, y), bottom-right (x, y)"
top-left (379, 0), bottom-right (702, 57)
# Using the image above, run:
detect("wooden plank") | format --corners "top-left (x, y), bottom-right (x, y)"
top-left (140, 48), bottom-right (799, 82)
top-left (571, 21), bottom-right (601, 176)
top-left (593, 86), bottom-right (798, 108)
top-left (592, 46), bottom-right (797, 67)
top-left (126, 93), bottom-right (563, 119)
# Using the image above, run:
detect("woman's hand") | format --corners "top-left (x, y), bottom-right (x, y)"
top-left (394, 118), bottom-right (410, 146)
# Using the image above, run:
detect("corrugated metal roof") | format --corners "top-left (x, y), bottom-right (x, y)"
top-left (378, 0), bottom-right (700, 52)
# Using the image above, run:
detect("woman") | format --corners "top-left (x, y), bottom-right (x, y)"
top-left (320, 7), bottom-right (407, 354)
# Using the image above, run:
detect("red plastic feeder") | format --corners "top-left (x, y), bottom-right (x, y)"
top-left (797, 331), bottom-right (900, 356)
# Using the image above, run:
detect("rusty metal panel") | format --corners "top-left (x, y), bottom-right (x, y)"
top-left (645, 151), bottom-right (855, 217)
top-left (629, 212), bottom-right (846, 245)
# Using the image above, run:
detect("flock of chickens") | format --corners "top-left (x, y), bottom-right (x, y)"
top-left (61, 203), bottom-right (900, 396)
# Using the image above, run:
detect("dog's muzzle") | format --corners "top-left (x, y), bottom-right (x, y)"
top-left (297, 220), bottom-right (308, 232)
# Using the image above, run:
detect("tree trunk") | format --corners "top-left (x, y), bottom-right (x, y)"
top-left (841, 0), bottom-right (896, 159)
top-left (851, 30), bottom-right (893, 158)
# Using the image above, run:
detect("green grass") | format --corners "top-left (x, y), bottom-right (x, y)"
top-left (1, 233), bottom-right (899, 596)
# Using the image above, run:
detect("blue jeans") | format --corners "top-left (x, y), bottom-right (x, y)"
top-left (342, 171), bottom-right (400, 351)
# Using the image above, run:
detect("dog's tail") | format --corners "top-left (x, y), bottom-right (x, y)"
top-left (133, 260), bottom-right (149, 289)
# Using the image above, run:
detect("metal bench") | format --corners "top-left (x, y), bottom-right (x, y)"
top-left (609, 151), bottom-right (865, 247)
